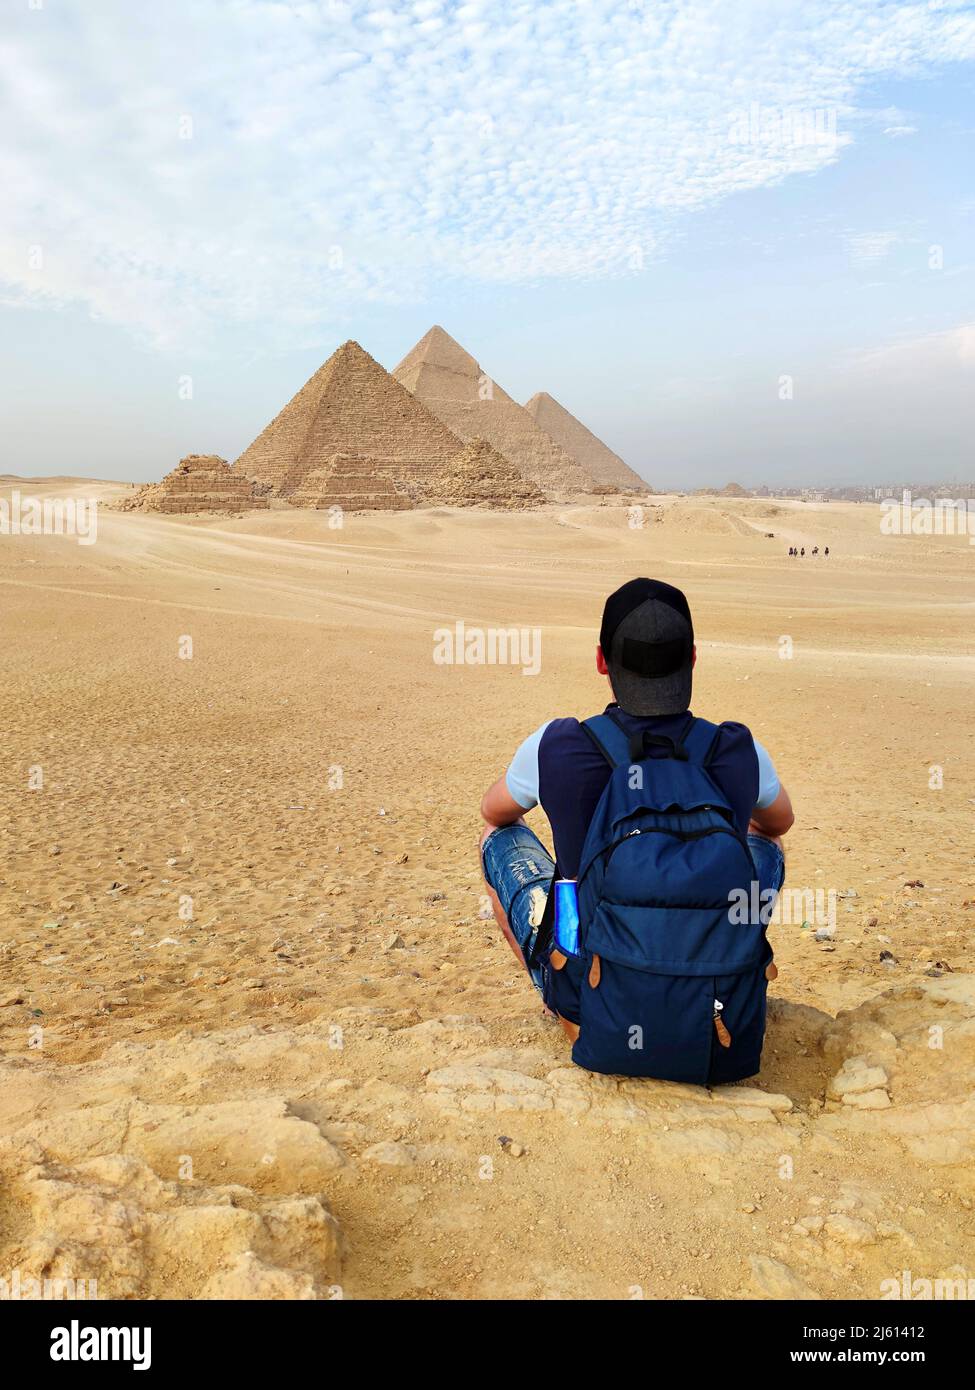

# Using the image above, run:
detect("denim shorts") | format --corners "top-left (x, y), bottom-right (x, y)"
top-left (481, 823), bottom-right (555, 990)
top-left (482, 822), bottom-right (785, 998)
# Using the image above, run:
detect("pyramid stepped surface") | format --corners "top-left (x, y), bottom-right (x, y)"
top-left (289, 454), bottom-right (411, 512)
top-left (120, 455), bottom-right (269, 514)
top-left (428, 437), bottom-right (545, 509)
top-left (524, 391), bottom-right (645, 491)
top-left (393, 326), bottom-right (598, 496)
top-left (233, 340), bottom-right (464, 496)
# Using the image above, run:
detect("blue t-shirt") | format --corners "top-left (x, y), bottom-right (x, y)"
top-left (506, 705), bottom-right (780, 877)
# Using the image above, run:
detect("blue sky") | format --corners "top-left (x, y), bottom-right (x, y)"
top-left (2, 0), bottom-right (973, 487)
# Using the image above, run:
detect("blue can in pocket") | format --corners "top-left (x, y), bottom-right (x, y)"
top-left (553, 879), bottom-right (581, 957)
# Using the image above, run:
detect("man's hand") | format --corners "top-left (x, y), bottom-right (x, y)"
top-left (749, 784), bottom-right (794, 839)
top-left (480, 776), bottom-right (528, 829)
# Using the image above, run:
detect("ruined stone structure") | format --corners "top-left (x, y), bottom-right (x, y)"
top-left (393, 327), bottom-right (598, 496)
top-left (233, 340), bottom-right (465, 498)
top-left (119, 455), bottom-right (269, 514)
top-left (524, 390), bottom-right (645, 492)
top-left (428, 438), bottom-right (545, 509)
top-left (288, 454), bottom-right (412, 512)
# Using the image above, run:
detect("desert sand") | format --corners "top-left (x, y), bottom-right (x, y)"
top-left (1, 479), bottom-right (974, 1300)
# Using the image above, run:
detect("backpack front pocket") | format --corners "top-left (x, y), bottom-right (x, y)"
top-left (572, 957), bottom-right (715, 1083)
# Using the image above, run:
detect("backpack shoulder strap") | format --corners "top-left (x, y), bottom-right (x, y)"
top-left (680, 717), bottom-right (723, 767)
top-left (581, 713), bottom-right (631, 769)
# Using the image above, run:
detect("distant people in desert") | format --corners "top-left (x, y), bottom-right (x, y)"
top-left (479, 578), bottom-right (795, 1085)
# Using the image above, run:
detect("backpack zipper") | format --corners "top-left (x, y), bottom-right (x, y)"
top-left (603, 823), bottom-right (748, 858)
top-left (713, 998), bottom-right (732, 1048)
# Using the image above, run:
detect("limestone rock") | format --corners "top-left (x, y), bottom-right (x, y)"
top-left (201, 1252), bottom-right (319, 1300)
top-left (823, 1213), bottom-right (877, 1245)
top-left (425, 1063), bottom-right (553, 1114)
top-left (843, 1088), bottom-right (892, 1111)
top-left (711, 1085), bottom-right (792, 1112)
top-left (827, 1056), bottom-right (889, 1100)
top-left (0, 1143), bottom-right (342, 1301)
top-left (749, 1255), bottom-right (820, 1300)
top-left (22, 1095), bottom-right (347, 1190)
top-left (361, 1140), bottom-right (415, 1167)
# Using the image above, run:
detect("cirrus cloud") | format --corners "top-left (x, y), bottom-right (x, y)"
top-left (2, 0), bottom-right (974, 350)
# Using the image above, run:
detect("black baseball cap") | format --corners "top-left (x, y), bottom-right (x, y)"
top-left (599, 578), bottom-right (694, 716)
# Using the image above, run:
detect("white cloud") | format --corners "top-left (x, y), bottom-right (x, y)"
top-left (1, 0), bottom-right (974, 349)
top-left (846, 231), bottom-right (901, 264)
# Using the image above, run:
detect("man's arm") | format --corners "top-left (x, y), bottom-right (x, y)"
top-left (749, 784), bottom-right (794, 838)
top-left (480, 776), bottom-right (529, 829)
top-left (480, 722), bottom-right (547, 829)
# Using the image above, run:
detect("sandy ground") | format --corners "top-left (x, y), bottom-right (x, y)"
top-left (1, 480), bottom-right (974, 1300)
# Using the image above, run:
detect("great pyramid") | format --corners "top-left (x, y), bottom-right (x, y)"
top-left (428, 438), bottom-right (545, 509)
top-left (288, 454), bottom-right (411, 512)
top-left (393, 326), bottom-right (598, 496)
top-left (233, 340), bottom-right (465, 498)
top-left (524, 391), bottom-right (645, 492)
top-left (119, 455), bottom-right (269, 514)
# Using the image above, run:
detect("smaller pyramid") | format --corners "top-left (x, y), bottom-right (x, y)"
top-left (119, 455), bottom-right (269, 514)
top-left (289, 454), bottom-right (411, 512)
top-left (430, 438), bottom-right (545, 509)
top-left (721, 480), bottom-right (749, 497)
top-left (524, 391), bottom-right (645, 491)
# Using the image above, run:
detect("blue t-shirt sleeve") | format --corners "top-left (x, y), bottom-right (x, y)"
top-left (504, 722), bottom-right (551, 809)
top-left (752, 738), bottom-right (781, 809)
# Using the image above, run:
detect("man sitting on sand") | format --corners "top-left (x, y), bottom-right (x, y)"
top-left (478, 578), bottom-right (794, 1083)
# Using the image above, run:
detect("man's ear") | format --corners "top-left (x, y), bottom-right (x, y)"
top-left (691, 643), bottom-right (697, 670)
top-left (596, 644), bottom-right (609, 675)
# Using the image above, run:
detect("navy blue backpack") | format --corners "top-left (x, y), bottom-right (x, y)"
top-left (568, 711), bottom-right (773, 1085)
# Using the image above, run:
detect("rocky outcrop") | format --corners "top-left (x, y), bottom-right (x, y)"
top-left (3, 976), bottom-right (973, 1300)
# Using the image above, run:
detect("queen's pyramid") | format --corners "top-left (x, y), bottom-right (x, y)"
top-left (288, 454), bottom-right (412, 512)
top-left (428, 437), bottom-right (545, 509)
top-left (120, 454), bottom-right (269, 514)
